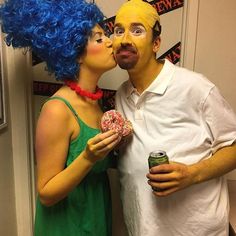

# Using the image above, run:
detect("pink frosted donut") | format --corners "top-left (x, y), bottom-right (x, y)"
top-left (122, 119), bottom-right (133, 137)
top-left (101, 110), bottom-right (133, 138)
top-left (101, 110), bottom-right (125, 137)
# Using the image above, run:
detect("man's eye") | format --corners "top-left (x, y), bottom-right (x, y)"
top-left (131, 27), bottom-right (146, 36)
top-left (114, 27), bottom-right (124, 36)
top-left (133, 29), bottom-right (142, 34)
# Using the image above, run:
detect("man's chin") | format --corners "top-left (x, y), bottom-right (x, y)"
top-left (116, 57), bottom-right (138, 70)
top-left (117, 63), bottom-right (133, 70)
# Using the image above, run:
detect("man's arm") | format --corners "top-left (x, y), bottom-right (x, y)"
top-left (146, 143), bottom-right (236, 196)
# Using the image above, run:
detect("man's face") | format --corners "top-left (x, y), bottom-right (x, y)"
top-left (113, 12), bottom-right (154, 71)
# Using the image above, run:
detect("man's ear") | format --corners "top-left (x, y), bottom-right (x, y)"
top-left (153, 36), bottom-right (161, 53)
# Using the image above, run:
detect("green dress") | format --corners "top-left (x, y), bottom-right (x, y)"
top-left (34, 97), bottom-right (113, 236)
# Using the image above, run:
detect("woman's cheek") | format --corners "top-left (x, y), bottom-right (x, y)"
top-left (87, 45), bottom-right (103, 55)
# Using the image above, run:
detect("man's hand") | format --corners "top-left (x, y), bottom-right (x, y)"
top-left (146, 162), bottom-right (197, 197)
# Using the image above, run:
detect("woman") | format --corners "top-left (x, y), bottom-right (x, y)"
top-left (0, 0), bottom-right (120, 235)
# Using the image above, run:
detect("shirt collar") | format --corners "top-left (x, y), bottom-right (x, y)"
top-left (146, 59), bottom-right (175, 95)
top-left (126, 81), bottom-right (136, 98)
top-left (125, 59), bottom-right (175, 98)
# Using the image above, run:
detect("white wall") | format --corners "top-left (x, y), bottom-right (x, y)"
top-left (0, 130), bottom-right (17, 236)
top-left (0, 33), bottom-right (17, 236)
top-left (194, 0), bottom-right (236, 179)
top-left (0, 1), bottom-right (17, 234)
top-left (0, 115), bottom-right (17, 235)
top-left (195, 0), bottom-right (236, 112)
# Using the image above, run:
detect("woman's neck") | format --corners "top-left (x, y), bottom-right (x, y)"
top-left (64, 68), bottom-right (103, 101)
top-left (76, 68), bottom-right (101, 93)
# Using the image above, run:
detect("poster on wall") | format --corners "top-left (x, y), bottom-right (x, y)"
top-left (0, 30), bottom-right (6, 129)
top-left (32, 0), bottom-right (184, 112)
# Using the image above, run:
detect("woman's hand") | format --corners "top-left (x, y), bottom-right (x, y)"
top-left (84, 130), bottom-right (121, 163)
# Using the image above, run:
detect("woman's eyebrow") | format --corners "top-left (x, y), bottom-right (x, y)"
top-left (90, 31), bottom-right (103, 38)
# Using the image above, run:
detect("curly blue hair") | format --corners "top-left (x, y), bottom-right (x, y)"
top-left (0, 0), bottom-right (104, 80)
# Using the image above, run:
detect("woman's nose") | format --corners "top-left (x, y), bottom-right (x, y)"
top-left (105, 37), bottom-right (113, 47)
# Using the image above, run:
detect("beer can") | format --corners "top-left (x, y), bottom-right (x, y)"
top-left (148, 150), bottom-right (169, 169)
top-left (148, 150), bottom-right (169, 191)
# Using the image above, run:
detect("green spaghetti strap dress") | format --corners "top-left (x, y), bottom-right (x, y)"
top-left (34, 97), bottom-right (113, 236)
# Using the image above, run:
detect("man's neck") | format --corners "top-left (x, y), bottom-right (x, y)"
top-left (128, 59), bottom-right (164, 94)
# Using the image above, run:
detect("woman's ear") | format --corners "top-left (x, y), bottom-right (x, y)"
top-left (153, 36), bottom-right (161, 53)
top-left (78, 57), bottom-right (83, 65)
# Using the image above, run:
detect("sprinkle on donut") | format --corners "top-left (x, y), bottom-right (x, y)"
top-left (101, 110), bottom-right (133, 138)
top-left (122, 119), bottom-right (133, 138)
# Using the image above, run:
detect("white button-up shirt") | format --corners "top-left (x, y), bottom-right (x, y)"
top-left (115, 59), bottom-right (236, 236)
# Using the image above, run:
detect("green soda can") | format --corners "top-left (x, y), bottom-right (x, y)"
top-left (148, 150), bottom-right (169, 191)
top-left (148, 150), bottom-right (169, 168)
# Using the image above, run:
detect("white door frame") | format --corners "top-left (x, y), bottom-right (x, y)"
top-left (180, 0), bottom-right (200, 70)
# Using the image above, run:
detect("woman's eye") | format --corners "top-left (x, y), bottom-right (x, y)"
top-left (96, 38), bottom-right (103, 43)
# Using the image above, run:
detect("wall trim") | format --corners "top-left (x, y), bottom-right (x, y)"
top-left (180, 0), bottom-right (200, 70)
top-left (5, 45), bottom-right (35, 236)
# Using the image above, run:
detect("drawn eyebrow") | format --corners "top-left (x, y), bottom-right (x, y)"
top-left (131, 23), bottom-right (145, 28)
top-left (114, 22), bottom-right (146, 28)
top-left (114, 23), bottom-right (122, 28)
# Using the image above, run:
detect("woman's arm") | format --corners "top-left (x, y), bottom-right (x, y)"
top-left (36, 101), bottom-right (120, 206)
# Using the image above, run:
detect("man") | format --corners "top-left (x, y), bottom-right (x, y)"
top-left (112, 0), bottom-right (236, 235)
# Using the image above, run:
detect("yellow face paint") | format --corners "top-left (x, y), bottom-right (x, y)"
top-left (113, 0), bottom-right (160, 70)
top-left (115, 0), bottom-right (160, 29)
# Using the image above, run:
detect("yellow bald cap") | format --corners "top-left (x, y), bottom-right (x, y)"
top-left (115, 0), bottom-right (160, 28)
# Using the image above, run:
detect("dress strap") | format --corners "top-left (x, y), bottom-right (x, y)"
top-left (45, 96), bottom-right (81, 123)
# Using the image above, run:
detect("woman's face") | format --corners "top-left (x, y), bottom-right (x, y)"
top-left (80, 25), bottom-right (116, 72)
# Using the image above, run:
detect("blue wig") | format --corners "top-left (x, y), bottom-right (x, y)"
top-left (0, 0), bottom-right (104, 80)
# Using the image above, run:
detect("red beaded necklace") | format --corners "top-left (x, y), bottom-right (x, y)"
top-left (65, 80), bottom-right (103, 100)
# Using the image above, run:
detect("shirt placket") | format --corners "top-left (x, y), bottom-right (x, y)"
top-left (130, 90), bottom-right (144, 120)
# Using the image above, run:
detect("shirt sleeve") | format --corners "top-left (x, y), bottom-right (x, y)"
top-left (202, 86), bottom-right (236, 154)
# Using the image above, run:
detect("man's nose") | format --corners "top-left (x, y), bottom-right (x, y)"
top-left (120, 30), bottom-right (132, 45)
